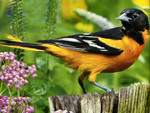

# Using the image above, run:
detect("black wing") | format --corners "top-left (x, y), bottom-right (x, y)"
top-left (37, 27), bottom-right (124, 55)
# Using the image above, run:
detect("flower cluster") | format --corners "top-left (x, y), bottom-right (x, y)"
top-left (0, 52), bottom-right (37, 89)
top-left (0, 52), bottom-right (36, 113)
top-left (0, 95), bottom-right (34, 113)
top-left (54, 110), bottom-right (74, 113)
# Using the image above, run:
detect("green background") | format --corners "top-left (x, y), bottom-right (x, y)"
top-left (0, 0), bottom-right (149, 112)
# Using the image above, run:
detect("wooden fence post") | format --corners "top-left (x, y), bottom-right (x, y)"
top-left (48, 83), bottom-right (150, 113)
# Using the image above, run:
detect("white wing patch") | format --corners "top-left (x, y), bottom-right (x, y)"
top-left (55, 42), bottom-right (86, 51)
top-left (83, 40), bottom-right (106, 50)
top-left (83, 33), bottom-right (91, 35)
top-left (79, 35), bottom-right (97, 38)
top-left (57, 38), bottom-right (80, 43)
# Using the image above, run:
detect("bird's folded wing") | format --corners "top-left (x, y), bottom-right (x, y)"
top-left (37, 28), bottom-right (123, 55)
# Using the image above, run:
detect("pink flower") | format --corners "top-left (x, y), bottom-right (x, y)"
top-left (31, 74), bottom-right (37, 79)
top-left (1, 65), bottom-right (5, 70)
top-left (0, 52), bottom-right (37, 89)
top-left (23, 74), bottom-right (28, 79)
top-left (54, 110), bottom-right (74, 113)
top-left (0, 95), bottom-right (34, 113)
top-left (15, 83), bottom-right (21, 89)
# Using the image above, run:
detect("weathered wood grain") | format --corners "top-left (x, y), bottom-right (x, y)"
top-left (49, 83), bottom-right (150, 113)
top-left (118, 83), bottom-right (150, 113)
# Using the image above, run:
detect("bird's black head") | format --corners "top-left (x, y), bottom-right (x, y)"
top-left (116, 8), bottom-right (149, 31)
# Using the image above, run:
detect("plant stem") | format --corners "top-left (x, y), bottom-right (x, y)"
top-left (45, 0), bottom-right (58, 39)
top-left (11, 0), bottom-right (26, 61)
top-left (0, 82), bottom-right (7, 95)
top-left (45, 0), bottom-right (58, 76)
top-left (113, 73), bottom-right (119, 91)
top-left (8, 88), bottom-right (12, 113)
top-left (17, 89), bottom-right (20, 97)
top-left (0, 82), bottom-right (3, 93)
top-left (0, 88), bottom-right (7, 95)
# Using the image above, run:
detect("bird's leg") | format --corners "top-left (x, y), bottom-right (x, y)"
top-left (92, 82), bottom-right (111, 92)
top-left (78, 71), bottom-right (89, 94)
top-left (89, 72), bottom-right (111, 92)
top-left (78, 79), bottom-right (87, 94)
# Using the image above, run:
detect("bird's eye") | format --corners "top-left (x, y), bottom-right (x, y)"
top-left (132, 13), bottom-right (139, 19)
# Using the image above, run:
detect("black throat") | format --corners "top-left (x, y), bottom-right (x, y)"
top-left (121, 24), bottom-right (144, 45)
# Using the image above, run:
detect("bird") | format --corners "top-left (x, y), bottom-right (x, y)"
top-left (0, 8), bottom-right (149, 93)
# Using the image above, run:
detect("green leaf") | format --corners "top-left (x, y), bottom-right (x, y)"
top-left (48, 84), bottom-right (67, 95)
top-left (0, 0), bottom-right (9, 18)
top-left (143, 6), bottom-right (150, 13)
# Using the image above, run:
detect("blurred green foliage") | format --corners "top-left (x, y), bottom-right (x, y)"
top-left (0, 0), bottom-right (149, 112)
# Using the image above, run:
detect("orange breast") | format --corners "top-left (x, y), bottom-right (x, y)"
top-left (98, 29), bottom-right (149, 72)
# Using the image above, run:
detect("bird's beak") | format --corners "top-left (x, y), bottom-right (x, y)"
top-left (116, 13), bottom-right (130, 23)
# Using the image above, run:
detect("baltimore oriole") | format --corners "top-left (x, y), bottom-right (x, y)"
top-left (0, 8), bottom-right (149, 93)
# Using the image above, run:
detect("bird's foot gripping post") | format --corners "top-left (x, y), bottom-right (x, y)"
top-left (89, 72), bottom-right (112, 92)
top-left (91, 82), bottom-right (112, 92)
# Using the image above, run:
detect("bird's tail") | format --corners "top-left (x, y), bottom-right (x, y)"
top-left (0, 34), bottom-right (47, 52)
